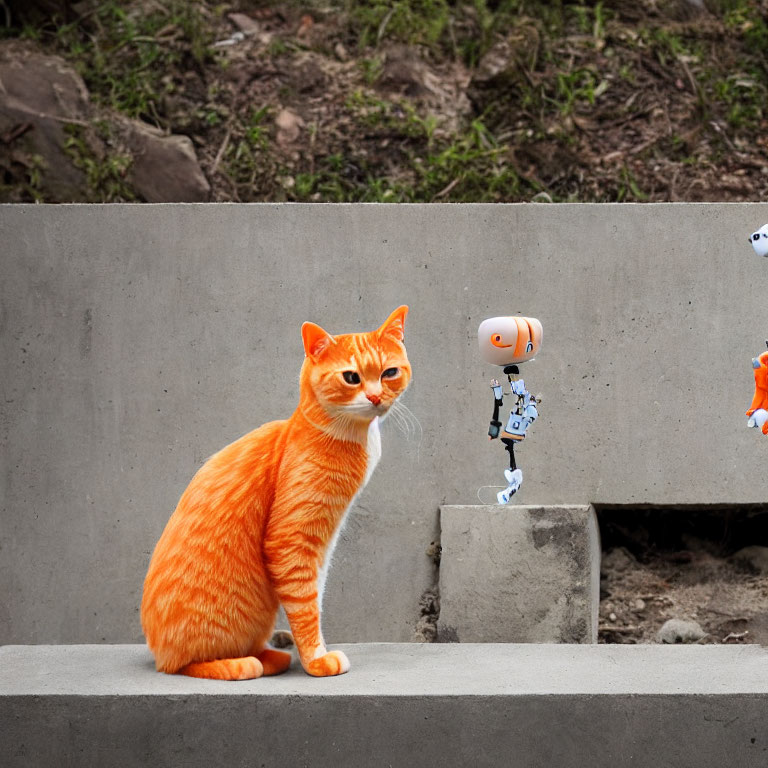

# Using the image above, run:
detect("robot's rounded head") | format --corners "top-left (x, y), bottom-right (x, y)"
top-left (749, 224), bottom-right (768, 257)
top-left (478, 316), bottom-right (542, 366)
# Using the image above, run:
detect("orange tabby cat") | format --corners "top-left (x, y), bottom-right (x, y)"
top-left (141, 307), bottom-right (411, 680)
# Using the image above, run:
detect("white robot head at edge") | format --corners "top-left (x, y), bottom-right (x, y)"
top-left (750, 224), bottom-right (768, 258)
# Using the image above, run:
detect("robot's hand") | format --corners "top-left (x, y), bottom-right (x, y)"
top-left (490, 379), bottom-right (503, 401)
top-left (488, 420), bottom-right (501, 439)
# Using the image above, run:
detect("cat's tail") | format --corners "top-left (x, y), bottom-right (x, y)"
top-left (178, 656), bottom-right (263, 680)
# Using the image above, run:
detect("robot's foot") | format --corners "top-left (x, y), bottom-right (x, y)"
top-left (497, 469), bottom-right (523, 505)
top-left (497, 488), bottom-right (514, 504)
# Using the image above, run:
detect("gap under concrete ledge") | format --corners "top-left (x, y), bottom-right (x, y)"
top-left (2, 644), bottom-right (767, 767)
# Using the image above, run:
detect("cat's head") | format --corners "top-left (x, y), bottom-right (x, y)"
top-left (300, 306), bottom-right (411, 424)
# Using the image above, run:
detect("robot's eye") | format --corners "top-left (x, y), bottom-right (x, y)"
top-left (764, 233), bottom-right (768, 238)
top-left (754, 233), bottom-right (761, 241)
top-left (525, 341), bottom-right (533, 353)
top-left (342, 371), bottom-right (360, 385)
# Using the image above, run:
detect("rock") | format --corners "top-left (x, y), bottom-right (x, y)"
top-left (275, 108), bottom-right (304, 147)
top-left (732, 546), bottom-right (768, 574)
top-left (0, 40), bottom-right (210, 203)
top-left (122, 119), bottom-right (210, 203)
top-left (656, 618), bottom-right (707, 644)
top-left (634, 598), bottom-right (647, 612)
top-left (601, 546), bottom-right (637, 574)
top-left (334, 42), bottom-right (349, 62)
top-left (0, 40), bottom-right (89, 201)
top-left (227, 13), bottom-right (260, 36)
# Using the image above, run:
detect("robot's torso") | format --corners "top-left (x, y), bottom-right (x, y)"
top-left (502, 378), bottom-right (538, 441)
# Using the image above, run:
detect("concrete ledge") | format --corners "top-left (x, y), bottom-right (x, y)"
top-left (438, 505), bottom-right (600, 642)
top-left (3, 644), bottom-right (768, 767)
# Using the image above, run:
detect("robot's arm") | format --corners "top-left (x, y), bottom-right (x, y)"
top-left (524, 393), bottom-right (539, 422)
top-left (488, 379), bottom-right (504, 439)
top-left (747, 350), bottom-right (768, 416)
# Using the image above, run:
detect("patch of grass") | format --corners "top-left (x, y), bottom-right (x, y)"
top-left (345, 0), bottom-right (452, 50)
top-left (359, 56), bottom-right (384, 85)
top-left (410, 118), bottom-right (530, 201)
top-left (346, 90), bottom-right (438, 142)
top-left (63, 123), bottom-right (135, 202)
top-left (711, 73), bottom-right (766, 129)
top-left (550, 67), bottom-right (607, 115)
top-left (53, 1), bottom-right (215, 127)
top-left (567, 1), bottom-right (608, 42)
top-left (616, 165), bottom-right (647, 202)
top-left (722, 3), bottom-right (768, 69)
top-left (222, 106), bottom-right (272, 195)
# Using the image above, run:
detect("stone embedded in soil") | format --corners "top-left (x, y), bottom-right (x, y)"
top-left (275, 108), bottom-right (304, 148)
top-left (122, 119), bottom-right (210, 203)
top-left (0, 40), bottom-right (89, 201)
top-left (227, 13), bottom-right (261, 36)
top-left (0, 39), bottom-right (210, 203)
top-left (731, 546), bottom-right (768, 575)
top-left (656, 618), bottom-right (707, 644)
top-left (601, 547), bottom-right (637, 574)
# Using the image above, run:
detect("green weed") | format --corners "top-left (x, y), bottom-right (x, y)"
top-left (53, 1), bottom-right (214, 127)
top-left (63, 124), bottom-right (134, 202)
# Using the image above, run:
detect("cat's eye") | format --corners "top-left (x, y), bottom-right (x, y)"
top-left (381, 368), bottom-right (399, 379)
top-left (342, 371), bottom-right (361, 385)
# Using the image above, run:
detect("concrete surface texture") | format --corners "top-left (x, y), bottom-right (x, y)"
top-left (2, 644), bottom-right (768, 767)
top-left (2, 203), bottom-right (768, 645)
top-left (438, 505), bottom-right (600, 642)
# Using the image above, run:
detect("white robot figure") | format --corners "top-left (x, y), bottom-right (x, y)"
top-left (478, 316), bottom-right (543, 504)
top-left (749, 224), bottom-right (768, 257)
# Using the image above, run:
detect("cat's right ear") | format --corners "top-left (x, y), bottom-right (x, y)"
top-left (302, 322), bottom-right (336, 360)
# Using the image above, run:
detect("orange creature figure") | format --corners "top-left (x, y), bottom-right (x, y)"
top-left (746, 343), bottom-right (768, 435)
top-left (141, 307), bottom-right (411, 680)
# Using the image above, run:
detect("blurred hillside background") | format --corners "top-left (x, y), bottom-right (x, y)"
top-left (0, 0), bottom-right (766, 203)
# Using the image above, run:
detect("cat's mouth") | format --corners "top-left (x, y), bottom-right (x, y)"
top-left (338, 401), bottom-right (390, 419)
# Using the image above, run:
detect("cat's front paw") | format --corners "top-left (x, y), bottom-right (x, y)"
top-left (305, 650), bottom-right (350, 677)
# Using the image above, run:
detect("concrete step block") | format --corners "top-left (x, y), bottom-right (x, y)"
top-left (2, 644), bottom-right (768, 768)
top-left (438, 504), bottom-right (600, 642)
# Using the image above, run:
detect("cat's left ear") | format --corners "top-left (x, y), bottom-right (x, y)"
top-left (302, 322), bottom-right (336, 359)
top-left (378, 305), bottom-right (409, 343)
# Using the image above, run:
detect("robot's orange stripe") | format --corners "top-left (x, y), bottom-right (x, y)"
top-left (524, 318), bottom-right (535, 349)
top-left (513, 317), bottom-right (530, 357)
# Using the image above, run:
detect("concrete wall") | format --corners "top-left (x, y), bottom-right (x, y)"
top-left (2, 203), bottom-right (768, 645)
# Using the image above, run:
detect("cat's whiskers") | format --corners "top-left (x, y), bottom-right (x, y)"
top-left (382, 399), bottom-right (422, 459)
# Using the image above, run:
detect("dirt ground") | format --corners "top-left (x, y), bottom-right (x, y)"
top-left (598, 509), bottom-right (768, 644)
top-left (2, 0), bottom-right (768, 203)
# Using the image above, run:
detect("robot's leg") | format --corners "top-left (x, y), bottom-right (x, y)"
top-left (502, 440), bottom-right (517, 471)
top-left (497, 469), bottom-right (523, 504)
top-left (501, 438), bottom-right (523, 490)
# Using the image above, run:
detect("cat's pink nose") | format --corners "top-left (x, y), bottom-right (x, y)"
top-left (366, 393), bottom-right (382, 406)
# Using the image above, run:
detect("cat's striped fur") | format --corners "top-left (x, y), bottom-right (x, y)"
top-left (140, 307), bottom-right (410, 679)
